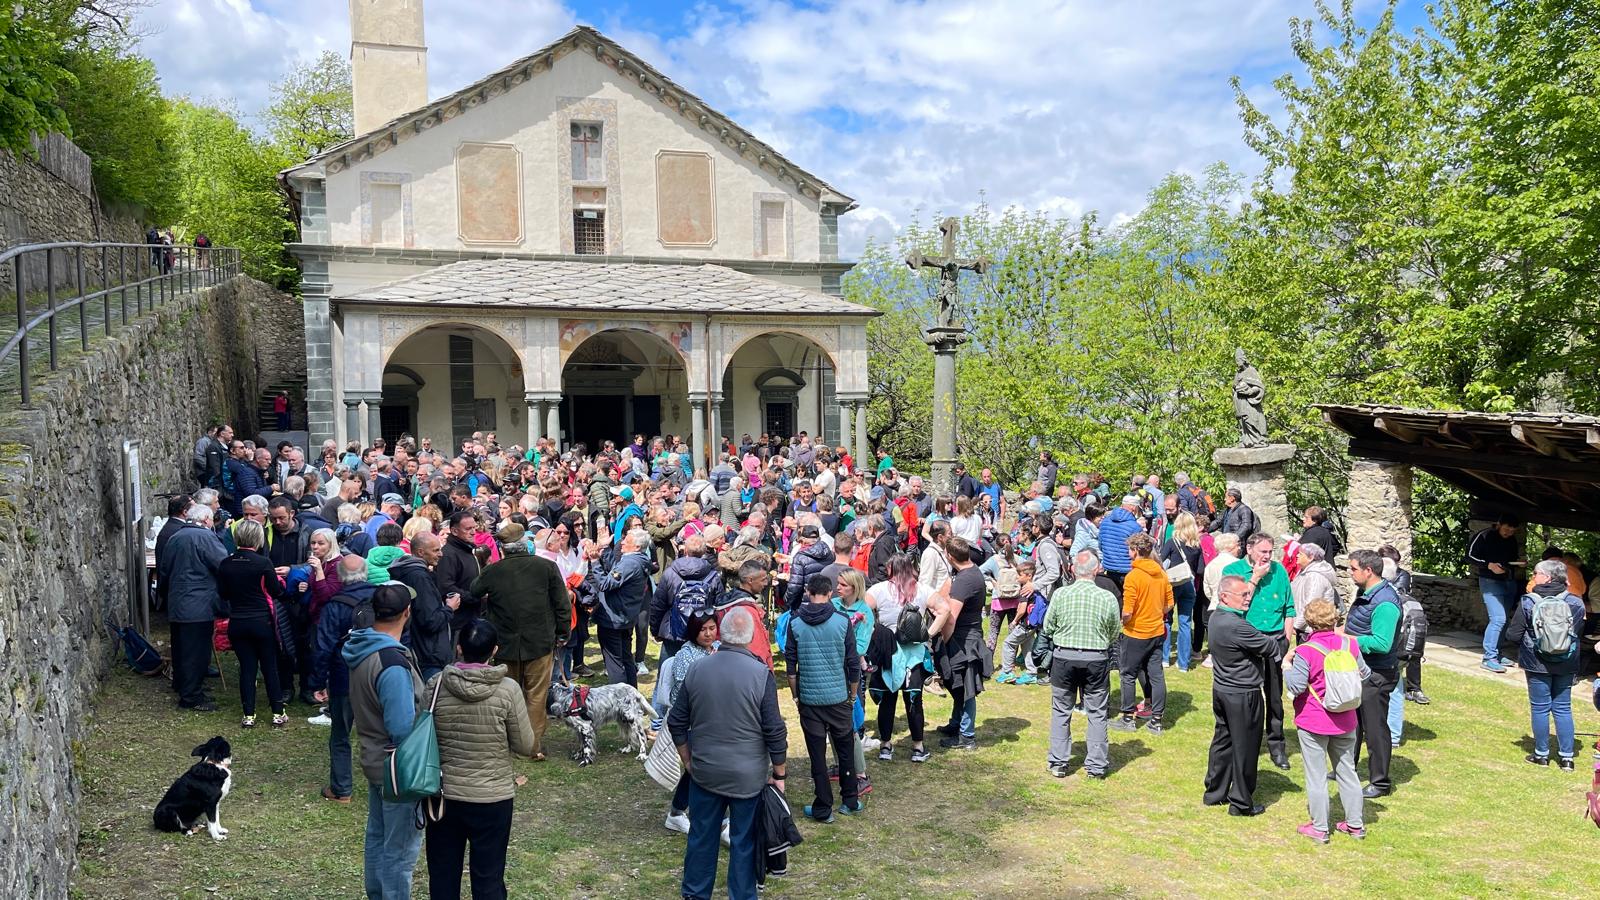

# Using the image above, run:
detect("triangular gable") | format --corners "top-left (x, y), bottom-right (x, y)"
top-left (282, 25), bottom-right (854, 207)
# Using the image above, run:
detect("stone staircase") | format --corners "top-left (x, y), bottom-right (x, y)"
top-left (257, 379), bottom-right (306, 433)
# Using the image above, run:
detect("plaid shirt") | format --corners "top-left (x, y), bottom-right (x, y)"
top-left (1041, 579), bottom-right (1121, 651)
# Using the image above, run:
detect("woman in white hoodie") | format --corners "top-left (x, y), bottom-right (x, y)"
top-left (1290, 542), bottom-right (1340, 635)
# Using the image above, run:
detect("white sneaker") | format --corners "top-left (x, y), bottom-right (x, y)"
top-left (860, 736), bottom-right (882, 753)
top-left (306, 713), bottom-right (332, 727)
top-left (663, 811), bottom-right (690, 834)
top-left (720, 820), bottom-right (730, 847)
top-left (638, 662), bottom-right (651, 676)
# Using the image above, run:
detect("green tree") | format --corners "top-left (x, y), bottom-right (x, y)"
top-left (0, 7), bottom-right (74, 154)
top-left (57, 44), bottom-right (179, 219)
top-left (166, 99), bottom-right (296, 288)
top-left (264, 51), bottom-right (354, 160)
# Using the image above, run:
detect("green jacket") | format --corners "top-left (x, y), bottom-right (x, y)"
top-left (366, 545), bottom-right (406, 584)
top-left (427, 664), bottom-right (536, 803)
top-left (470, 545), bottom-right (572, 661)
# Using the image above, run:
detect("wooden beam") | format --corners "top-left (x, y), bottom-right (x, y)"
top-left (1374, 417), bottom-right (1422, 443)
top-left (1510, 422), bottom-right (1580, 462)
top-left (1348, 439), bottom-right (1600, 482)
top-left (1588, 427), bottom-right (1600, 450)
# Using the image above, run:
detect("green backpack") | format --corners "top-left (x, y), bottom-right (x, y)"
top-left (383, 673), bottom-right (442, 804)
top-left (1302, 639), bottom-right (1363, 713)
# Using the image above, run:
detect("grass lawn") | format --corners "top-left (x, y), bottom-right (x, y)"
top-left (73, 624), bottom-right (1597, 899)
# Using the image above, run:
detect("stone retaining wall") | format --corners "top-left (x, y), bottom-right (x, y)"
top-left (0, 144), bottom-right (144, 293)
top-left (0, 276), bottom-right (302, 899)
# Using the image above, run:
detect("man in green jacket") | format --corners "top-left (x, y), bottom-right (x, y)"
top-left (1223, 532), bottom-right (1296, 771)
top-left (470, 522), bottom-right (571, 760)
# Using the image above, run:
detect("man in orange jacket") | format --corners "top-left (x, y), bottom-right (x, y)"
top-left (1112, 532), bottom-right (1175, 735)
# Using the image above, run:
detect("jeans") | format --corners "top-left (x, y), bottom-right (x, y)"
top-left (425, 797), bottom-right (513, 900)
top-left (1479, 576), bottom-right (1516, 663)
top-left (1118, 634), bottom-right (1166, 720)
top-left (945, 692), bottom-right (978, 738)
top-left (1167, 581), bottom-right (1196, 670)
top-left (596, 626), bottom-right (637, 687)
top-left (1048, 650), bottom-right (1111, 774)
top-left (228, 617), bottom-right (283, 717)
top-left (363, 784), bottom-right (424, 899)
top-left (681, 780), bottom-right (760, 900)
top-left (327, 693), bottom-right (354, 798)
top-left (1387, 679), bottom-right (1406, 747)
top-left (1526, 671), bottom-right (1576, 759)
top-left (1297, 729), bottom-right (1362, 832)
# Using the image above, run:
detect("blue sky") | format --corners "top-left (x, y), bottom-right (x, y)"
top-left (135, 1), bottom-right (1433, 254)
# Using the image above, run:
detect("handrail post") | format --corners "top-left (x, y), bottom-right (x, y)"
top-left (46, 248), bottom-right (57, 371)
top-left (119, 245), bottom-right (128, 324)
top-left (101, 245), bottom-right (110, 336)
top-left (16, 254), bottom-right (29, 406)
top-left (76, 247), bottom-right (87, 351)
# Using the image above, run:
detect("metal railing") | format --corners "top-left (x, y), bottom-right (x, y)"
top-left (0, 241), bottom-right (242, 405)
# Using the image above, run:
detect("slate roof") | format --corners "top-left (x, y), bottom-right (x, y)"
top-left (337, 259), bottom-right (878, 317)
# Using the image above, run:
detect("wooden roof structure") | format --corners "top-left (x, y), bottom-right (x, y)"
top-left (1318, 404), bottom-right (1600, 530)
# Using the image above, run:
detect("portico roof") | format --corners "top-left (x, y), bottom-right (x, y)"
top-left (334, 258), bottom-right (879, 317)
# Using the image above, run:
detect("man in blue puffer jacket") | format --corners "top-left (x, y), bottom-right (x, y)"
top-left (1097, 495), bottom-right (1145, 591)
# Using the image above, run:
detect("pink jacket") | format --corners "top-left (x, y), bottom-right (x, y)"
top-left (1289, 631), bottom-right (1364, 735)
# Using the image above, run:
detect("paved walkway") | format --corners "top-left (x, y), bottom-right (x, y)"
top-left (1424, 628), bottom-right (1599, 695)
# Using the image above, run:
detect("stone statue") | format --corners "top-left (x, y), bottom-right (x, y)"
top-left (1232, 348), bottom-right (1268, 448)
top-left (906, 217), bottom-right (988, 330)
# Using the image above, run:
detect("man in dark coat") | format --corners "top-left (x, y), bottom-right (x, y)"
top-left (434, 509), bottom-right (482, 630)
top-left (470, 522), bottom-right (570, 759)
top-left (159, 505), bottom-right (228, 711)
top-left (388, 531), bottom-right (457, 680)
top-left (1208, 488), bottom-right (1258, 545)
top-left (1202, 574), bottom-right (1279, 817)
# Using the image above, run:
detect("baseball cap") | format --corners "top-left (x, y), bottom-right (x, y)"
top-left (380, 492), bottom-right (404, 506)
top-left (498, 521), bottom-right (526, 544)
top-left (797, 524), bottom-right (819, 540)
top-left (372, 582), bottom-right (414, 620)
top-left (610, 485), bottom-right (635, 502)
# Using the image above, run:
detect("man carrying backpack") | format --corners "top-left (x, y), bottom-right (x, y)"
top-left (1504, 559), bottom-right (1587, 770)
top-left (310, 555), bottom-right (378, 804)
top-left (1345, 550), bottom-right (1404, 799)
top-left (651, 534), bottom-right (724, 660)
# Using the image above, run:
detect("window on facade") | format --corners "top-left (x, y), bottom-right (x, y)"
top-left (570, 122), bottom-right (603, 182)
top-left (759, 200), bottom-right (787, 258)
top-left (573, 209), bottom-right (606, 255)
top-left (368, 182), bottom-right (403, 246)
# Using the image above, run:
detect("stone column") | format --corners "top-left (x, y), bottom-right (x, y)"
top-left (545, 399), bottom-right (561, 449)
top-left (344, 399), bottom-right (361, 448)
top-left (1212, 443), bottom-right (1297, 545)
top-left (367, 400), bottom-right (383, 450)
top-left (839, 401), bottom-right (853, 456)
top-left (924, 326), bottom-right (967, 493)
top-left (690, 397), bottom-right (708, 471)
top-left (1345, 459), bottom-right (1413, 561)
top-left (854, 401), bottom-right (869, 472)
top-left (524, 394), bottom-right (540, 449)
top-left (709, 394), bottom-right (723, 463)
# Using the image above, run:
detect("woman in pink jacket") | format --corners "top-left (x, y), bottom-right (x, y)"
top-left (1285, 598), bottom-right (1371, 844)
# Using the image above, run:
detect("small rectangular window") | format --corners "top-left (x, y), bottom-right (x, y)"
top-left (573, 209), bottom-right (606, 255)
top-left (759, 201), bottom-right (787, 258)
top-left (368, 182), bottom-right (403, 246)
top-left (570, 122), bottom-right (603, 182)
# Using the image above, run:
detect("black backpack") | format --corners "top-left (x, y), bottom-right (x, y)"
top-left (894, 605), bottom-right (929, 645)
top-left (1398, 595), bottom-right (1428, 660)
top-left (329, 592), bottom-right (375, 632)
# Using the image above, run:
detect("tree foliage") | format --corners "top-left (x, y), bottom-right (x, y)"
top-left (0, 6), bottom-right (75, 155)
top-left (264, 51), bottom-right (354, 160)
top-left (56, 43), bottom-right (179, 218)
top-left (166, 100), bottom-right (296, 288)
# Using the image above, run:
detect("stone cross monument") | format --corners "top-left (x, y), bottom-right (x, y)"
top-left (907, 217), bottom-right (987, 493)
top-left (1212, 349), bottom-right (1296, 542)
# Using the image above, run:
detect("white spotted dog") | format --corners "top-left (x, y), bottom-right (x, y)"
top-left (153, 736), bottom-right (233, 841)
top-left (547, 681), bottom-right (656, 766)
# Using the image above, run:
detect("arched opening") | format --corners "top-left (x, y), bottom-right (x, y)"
top-left (561, 328), bottom-right (688, 451)
top-left (383, 324), bottom-right (525, 450)
top-left (721, 332), bottom-right (838, 448)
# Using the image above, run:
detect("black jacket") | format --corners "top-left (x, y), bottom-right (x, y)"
top-left (1210, 502), bottom-right (1258, 544)
top-left (389, 554), bottom-right (453, 673)
top-left (1299, 523), bottom-right (1340, 560)
top-left (434, 534), bottom-right (481, 628)
top-left (866, 532), bottom-right (899, 587)
top-left (217, 549), bottom-right (287, 621)
top-left (783, 541), bottom-right (836, 611)
top-left (756, 783), bottom-right (803, 881)
top-left (650, 555), bottom-right (723, 640)
top-left (1206, 606), bottom-right (1277, 694)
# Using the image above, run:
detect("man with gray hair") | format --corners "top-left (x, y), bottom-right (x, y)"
top-left (160, 502), bottom-right (228, 712)
top-left (668, 604), bottom-right (787, 900)
top-left (1505, 558), bottom-right (1586, 769)
top-left (309, 554), bottom-right (380, 803)
top-left (585, 528), bottom-right (653, 686)
top-left (1040, 549), bottom-right (1121, 779)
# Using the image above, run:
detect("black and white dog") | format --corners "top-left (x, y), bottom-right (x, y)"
top-left (547, 682), bottom-right (655, 766)
top-left (153, 736), bottom-right (233, 841)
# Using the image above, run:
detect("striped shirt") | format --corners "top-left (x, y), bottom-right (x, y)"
top-left (1040, 580), bottom-right (1121, 651)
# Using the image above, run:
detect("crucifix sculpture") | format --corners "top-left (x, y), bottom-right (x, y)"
top-left (906, 217), bottom-right (989, 329)
top-left (906, 217), bottom-right (989, 493)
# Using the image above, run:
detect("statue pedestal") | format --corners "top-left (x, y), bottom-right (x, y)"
top-left (1212, 443), bottom-right (1297, 544)
top-left (924, 326), bottom-right (967, 494)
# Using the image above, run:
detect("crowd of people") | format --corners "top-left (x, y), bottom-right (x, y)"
top-left (152, 426), bottom-right (1600, 899)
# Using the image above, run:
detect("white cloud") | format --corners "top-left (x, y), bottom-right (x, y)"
top-left (133, 1), bottom-right (1326, 255)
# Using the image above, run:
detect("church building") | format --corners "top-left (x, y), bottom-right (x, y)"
top-left (280, 0), bottom-right (876, 465)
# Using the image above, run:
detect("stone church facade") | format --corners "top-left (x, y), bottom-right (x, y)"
top-left (281, 1), bottom-right (875, 464)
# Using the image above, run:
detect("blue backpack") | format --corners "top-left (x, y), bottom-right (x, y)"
top-left (668, 569), bottom-right (721, 641)
top-left (106, 615), bottom-right (165, 676)
top-left (1024, 590), bottom-right (1050, 629)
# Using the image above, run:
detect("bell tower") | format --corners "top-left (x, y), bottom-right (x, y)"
top-left (349, 0), bottom-right (429, 134)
